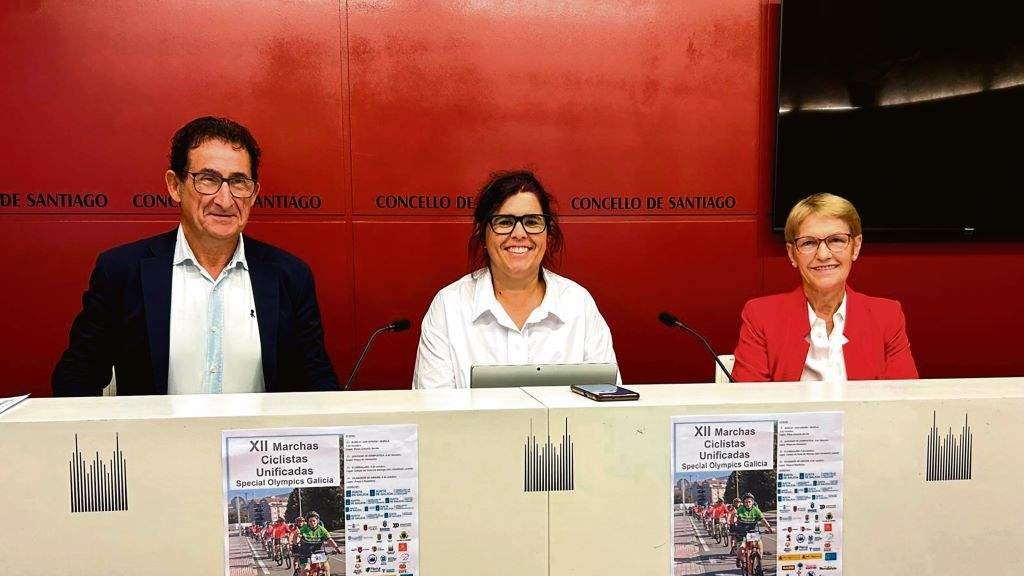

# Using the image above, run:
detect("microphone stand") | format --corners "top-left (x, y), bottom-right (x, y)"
top-left (344, 320), bottom-right (410, 391)
top-left (658, 312), bottom-right (736, 383)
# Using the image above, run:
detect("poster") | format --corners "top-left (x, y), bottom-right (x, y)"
top-left (671, 413), bottom-right (844, 576)
top-left (222, 425), bottom-right (419, 576)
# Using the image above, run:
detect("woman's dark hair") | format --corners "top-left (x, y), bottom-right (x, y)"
top-left (169, 116), bottom-right (262, 180)
top-left (469, 170), bottom-right (564, 271)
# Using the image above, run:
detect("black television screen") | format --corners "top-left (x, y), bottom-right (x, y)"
top-left (774, 1), bottom-right (1024, 239)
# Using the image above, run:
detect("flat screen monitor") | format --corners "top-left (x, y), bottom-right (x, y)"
top-left (469, 363), bottom-right (619, 389)
top-left (774, 1), bottom-right (1024, 239)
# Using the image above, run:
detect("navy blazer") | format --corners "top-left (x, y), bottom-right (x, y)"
top-left (52, 230), bottom-right (340, 396)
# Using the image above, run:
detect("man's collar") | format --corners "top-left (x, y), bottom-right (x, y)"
top-left (230, 234), bottom-right (249, 271)
top-left (173, 224), bottom-right (248, 271)
top-left (172, 225), bottom-right (193, 266)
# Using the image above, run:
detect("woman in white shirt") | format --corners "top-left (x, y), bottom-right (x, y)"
top-left (412, 171), bottom-right (618, 389)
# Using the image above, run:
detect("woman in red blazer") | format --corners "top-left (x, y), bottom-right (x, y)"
top-left (733, 194), bottom-right (918, 382)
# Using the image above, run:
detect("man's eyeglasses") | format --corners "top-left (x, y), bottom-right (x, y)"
top-left (487, 214), bottom-right (549, 235)
top-left (790, 233), bottom-right (853, 254)
top-left (186, 171), bottom-right (258, 198)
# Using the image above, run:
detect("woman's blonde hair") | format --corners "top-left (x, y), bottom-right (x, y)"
top-left (784, 193), bottom-right (862, 242)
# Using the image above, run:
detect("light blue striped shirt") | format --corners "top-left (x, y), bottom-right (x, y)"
top-left (167, 225), bottom-right (264, 394)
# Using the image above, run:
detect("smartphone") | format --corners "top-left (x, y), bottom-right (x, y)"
top-left (570, 383), bottom-right (640, 402)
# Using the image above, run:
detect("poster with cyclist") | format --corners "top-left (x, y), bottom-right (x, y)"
top-left (671, 412), bottom-right (844, 576)
top-left (222, 424), bottom-right (419, 576)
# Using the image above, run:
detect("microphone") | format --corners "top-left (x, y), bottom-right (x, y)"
top-left (343, 319), bottom-right (411, 391)
top-left (658, 312), bottom-right (735, 383)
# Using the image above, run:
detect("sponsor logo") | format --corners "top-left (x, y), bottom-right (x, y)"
top-left (779, 553), bottom-right (823, 561)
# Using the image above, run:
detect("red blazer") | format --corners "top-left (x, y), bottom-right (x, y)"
top-left (732, 286), bottom-right (918, 382)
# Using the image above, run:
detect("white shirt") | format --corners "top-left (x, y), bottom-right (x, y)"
top-left (412, 268), bottom-right (619, 389)
top-left (167, 225), bottom-right (264, 394)
top-left (800, 294), bottom-right (848, 382)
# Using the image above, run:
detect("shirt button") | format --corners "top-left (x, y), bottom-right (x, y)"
top-left (211, 326), bottom-right (219, 333)
top-left (210, 365), bottom-right (218, 373)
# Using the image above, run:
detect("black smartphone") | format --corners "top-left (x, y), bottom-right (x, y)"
top-left (570, 383), bottom-right (640, 402)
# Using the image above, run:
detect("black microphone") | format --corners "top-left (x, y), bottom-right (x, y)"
top-left (658, 312), bottom-right (735, 383)
top-left (343, 319), bottom-right (412, 391)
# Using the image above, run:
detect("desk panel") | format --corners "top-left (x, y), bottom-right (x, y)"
top-left (528, 379), bottom-right (1023, 575)
top-left (0, 390), bottom-right (547, 576)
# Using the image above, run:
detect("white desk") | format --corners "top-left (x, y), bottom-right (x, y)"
top-left (3, 378), bottom-right (1021, 575)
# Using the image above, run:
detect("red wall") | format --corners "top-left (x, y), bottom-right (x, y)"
top-left (2, 1), bottom-right (1022, 397)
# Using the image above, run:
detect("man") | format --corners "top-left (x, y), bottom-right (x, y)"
top-left (290, 516), bottom-right (309, 575)
top-left (271, 517), bottom-right (289, 562)
top-left (52, 116), bottom-right (339, 395)
top-left (733, 492), bottom-right (773, 568)
top-left (710, 498), bottom-right (729, 542)
top-left (298, 511), bottom-right (341, 575)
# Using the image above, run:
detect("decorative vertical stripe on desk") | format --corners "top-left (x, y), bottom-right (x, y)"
top-left (524, 417), bottom-right (574, 492)
top-left (69, 434), bottom-right (128, 512)
top-left (926, 412), bottom-right (972, 481)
